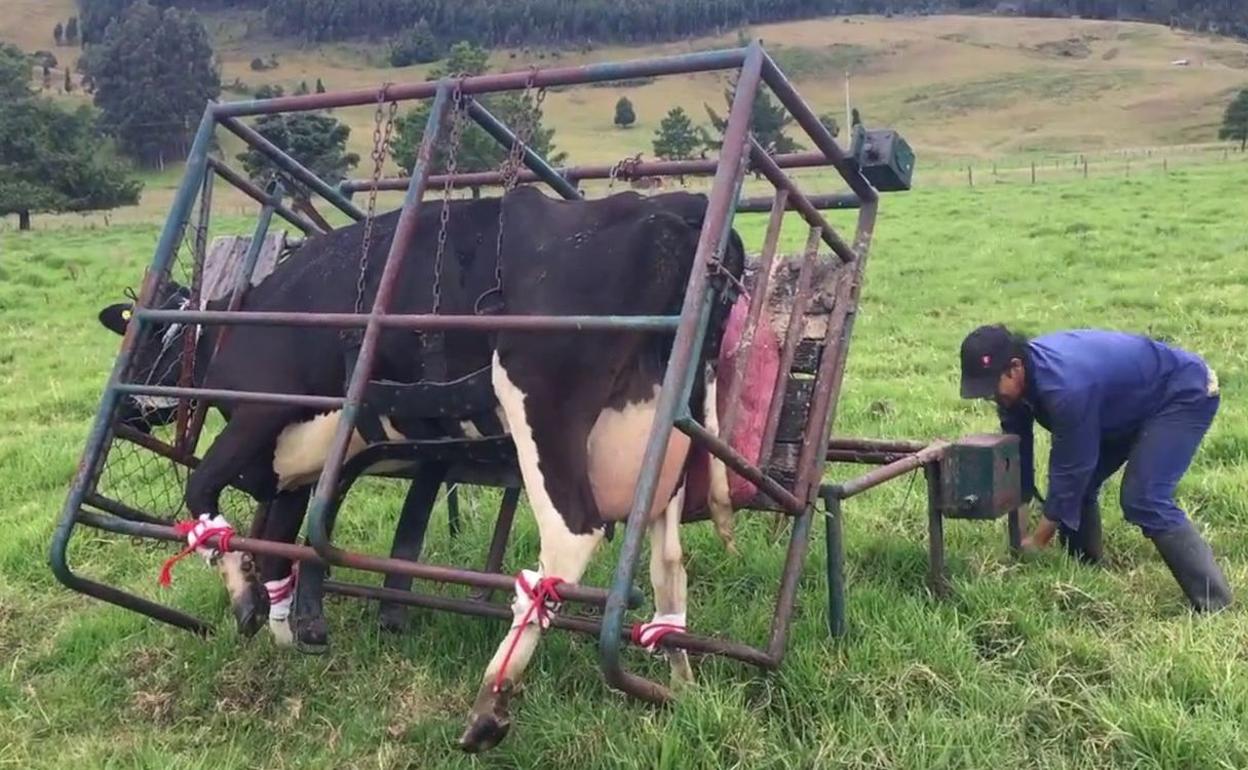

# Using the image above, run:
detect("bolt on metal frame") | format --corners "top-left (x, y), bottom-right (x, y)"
top-left (45, 42), bottom-right (959, 704)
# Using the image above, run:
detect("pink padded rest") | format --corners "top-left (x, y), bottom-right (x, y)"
top-left (682, 293), bottom-right (782, 515)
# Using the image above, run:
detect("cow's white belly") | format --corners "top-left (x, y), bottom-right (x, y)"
top-left (586, 386), bottom-right (690, 522)
top-left (272, 410), bottom-right (406, 490)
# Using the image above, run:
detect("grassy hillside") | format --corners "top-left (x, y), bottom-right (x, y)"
top-left (1, 154), bottom-right (1247, 768)
top-left (3, 5), bottom-right (1246, 198)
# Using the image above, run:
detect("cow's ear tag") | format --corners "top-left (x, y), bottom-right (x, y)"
top-left (121, 309), bottom-right (132, 322)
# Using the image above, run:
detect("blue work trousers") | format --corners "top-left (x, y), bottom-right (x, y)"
top-left (1079, 392), bottom-right (1220, 538)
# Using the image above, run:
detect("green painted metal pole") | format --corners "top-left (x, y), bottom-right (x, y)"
top-left (305, 83), bottom-right (451, 557)
top-left (598, 42), bottom-right (764, 704)
top-left (48, 106), bottom-right (218, 632)
top-left (825, 494), bottom-right (846, 639)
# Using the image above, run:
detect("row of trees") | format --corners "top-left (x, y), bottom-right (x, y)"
top-left (53, 17), bottom-right (81, 46)
top-left (74, 0), bottom-right (1247, 47)
top-left (257, 0), bottom-right (1247, 43)
top-left (0, 44), bottom-right (141, 229)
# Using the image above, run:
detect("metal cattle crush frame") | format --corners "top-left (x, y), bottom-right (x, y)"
top-left (49, 42), bottom-right (1023, 706)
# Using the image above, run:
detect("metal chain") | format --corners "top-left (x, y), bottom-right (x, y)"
top-left (354, 84), bottom-right (398, 315)
top-left (431, 79), bottom-right (467, 316)
top-left (485, 69), bottom-right (542, 311)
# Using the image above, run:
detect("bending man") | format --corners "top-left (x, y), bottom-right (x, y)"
top-left (958, 324), bottom-right (1232, 612)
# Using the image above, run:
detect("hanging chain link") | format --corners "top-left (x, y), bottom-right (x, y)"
top-left (483, 68), bottom-right (542, 312)
top-left (431, 79), bottom-right (467, 317)
top-left (354, 84), bottom-right (399, 315)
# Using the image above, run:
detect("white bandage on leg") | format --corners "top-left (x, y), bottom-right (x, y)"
top-left (264, 574), bottom-right (295, 622)
top-left (634, 612), bottom-right (687, 653)
top-left (511, 569), bottom-right (563, 630)
top-left (186, 513), bottom-right (235, 562)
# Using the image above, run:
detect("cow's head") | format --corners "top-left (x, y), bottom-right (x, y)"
top-left (98, 279), bottom-right (195, 433)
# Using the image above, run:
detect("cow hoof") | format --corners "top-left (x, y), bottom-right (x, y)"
top-left (378, 603), bottom-right (409, 634)
top-left (232, 583), bottom-right (268, 638)
top-left (458, 681), bottom-right (514, 753)
top-left (294, 616), bottom-right (330, 655)
top-left (457, 712), bottom-right (511, 753)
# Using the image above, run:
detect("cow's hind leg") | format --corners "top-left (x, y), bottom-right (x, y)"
top-left (185, 405), bottom-right (295, 636)
top-left (378, 462), bottom-right (448, 633)
top-left (647, 483), bottom-right (693, 686)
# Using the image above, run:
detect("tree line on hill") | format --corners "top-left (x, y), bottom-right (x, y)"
top-left (76, 0), bottom-right (1247, 47)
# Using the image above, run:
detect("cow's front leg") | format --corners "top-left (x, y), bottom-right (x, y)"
top-left (184, 405), bottom-right (294, 636)
top-left (459, 525), bottom-right (603, 753)
top-left (641, 484), bottom-right (693, 686)
top-left (254, 487), bottom-right (311, 646)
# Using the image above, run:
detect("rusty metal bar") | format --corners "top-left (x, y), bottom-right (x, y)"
top-left (321, 580), bottom-right (776, 668)
top-left (675, 416), bottom-right (804, 514)
top-left (115, 384), bottom-right (345, 411)
top-left (114, 424), bottom-right (198, 468)
top-left (464, 98), bottom-right (582, 200)
top-left (343, 150), bottom-right (835, 193)
top-left (739, 192), bottom-right (861, 213)
top-left (217, 115), bottom-right (366, 221)
top-left (759, 53), bottom-right (877, 204)
top-left (214, 48), bottom-right (749, 117)
top-left (208, 158), bottom-right (322, 235)
top-left (828, 437), bottom-right (927, 454)
top-left (834, 442), bottom-right (949, 499)
top-left (83, 492), bottom-right (173, 525)
top-left (599, 43), bottom-right (764, 705)
top-left (748, 139), bottom-right (855, 263)
top-left (176, 170), bottom-right (214, 454)
top-left (470, 486), bottom-right (521, 603)
top-left (74, 509), bottom-right (640, 608)
top-left (826, 449), bottom-right (908, 465)
top-left (136, 308), bottom-right (681, 333)
top-left (790, 200), bottom-right (880, 507)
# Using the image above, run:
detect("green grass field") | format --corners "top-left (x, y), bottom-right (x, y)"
top-left (1, 155), bottom-right (1247, 768)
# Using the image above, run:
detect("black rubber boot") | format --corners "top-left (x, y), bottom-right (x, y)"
top-left (1149, 520), bottom-right (1233, 612)
top-left (1058, 501), bottom-right (1103, 565)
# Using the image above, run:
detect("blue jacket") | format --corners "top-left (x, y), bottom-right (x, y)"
top-left (997, 329), bottom-right (1211, 528)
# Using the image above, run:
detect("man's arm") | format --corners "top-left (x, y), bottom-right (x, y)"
top-left (1040, 387), bottom-right (1102, 532)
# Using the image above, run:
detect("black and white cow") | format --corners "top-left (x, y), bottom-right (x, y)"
top-left (99, 187), bottom-right (745, 751)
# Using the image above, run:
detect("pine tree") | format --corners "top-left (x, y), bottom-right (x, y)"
top-left (1219, 88), bottom-right (1248, 151)
top-left (295, 80), bottom-right (310, 96)
top-left (315, 77), bottom-right (326, 93)
top-left (614, 96), bottom-right (636, 128)
top-left (704, 73), bottom-right (801, 155)
top-left (652, 106), bottom-right (705, 160)
top-left (64, 68), bottom-right (73, 93)
top-left (54, 22), bottom-right (64, 46)
top-left (65, 16), bottom-right (79, 45)
top-left (237, 112), bottom-right (360, 197)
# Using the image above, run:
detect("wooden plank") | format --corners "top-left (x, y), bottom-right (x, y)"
top-left (791, 339), bottom-right (822, 375)
top-left (198, 231), bottom-right (288, 307)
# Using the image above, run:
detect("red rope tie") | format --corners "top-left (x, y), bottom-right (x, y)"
top-left (631, 614), bottom-right (688, 652)
top-left (265, 574), bottom-right (295, 604)
top-left (158, 516), bottom-right (235, 588)
top-left (492, 571), bottom-right (564, 693)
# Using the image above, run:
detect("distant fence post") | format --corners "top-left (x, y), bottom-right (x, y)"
top-left (1031, 161), bottom-right (1036, 184)
top-left (1083, 157), bottom-right (1088, 179)
top-left (967, 166), bottom-right (973, 187)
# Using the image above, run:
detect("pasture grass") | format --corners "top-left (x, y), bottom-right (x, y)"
top-left (1, 159), bottom-right (1247, 768)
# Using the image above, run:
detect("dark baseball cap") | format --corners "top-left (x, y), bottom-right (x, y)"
top-left (959, 324), bottom-right (1017, 399)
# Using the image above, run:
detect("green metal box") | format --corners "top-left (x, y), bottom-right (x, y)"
top-left (852, 128), bottom-right (916, 193)
top-left (938, 433), bottom-right (1021, 520)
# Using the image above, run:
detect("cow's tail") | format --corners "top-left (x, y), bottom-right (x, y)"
top-left (703, 361), bottom-right (738, 555)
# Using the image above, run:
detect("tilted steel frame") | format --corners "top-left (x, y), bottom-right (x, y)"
top-left (47, 42), bottom-right (963, 704)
